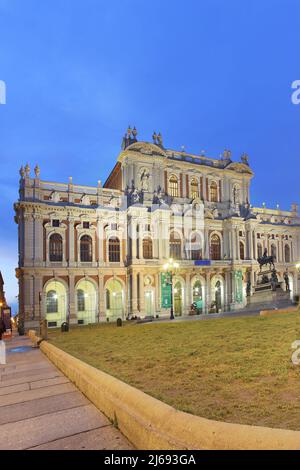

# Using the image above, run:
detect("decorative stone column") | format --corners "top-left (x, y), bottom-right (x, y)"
top-left (24, 274), bottom-right (34, 322)
top-left (204, 228), bottom-right (210, 259)
top-left (68, 218), bottom-right (75, 266)
top-left (249, 229), bottom-right (254, 260)
top-left (132, 272), bottom-right (138, 315)
top-left (24, 213), bottom-right (34, 267)
top-left (33, 214), bottom-right (43, 266)
top-left (97, 220), bottom-right (104, 266)
top-left (205, 272), bottom-right (211, 314)
top-left (131, 221), bottom-right (137, 261)
top-left (185, 272), bottom-right (191, 314)
top-left (139, 272), bottom-right (145, 316)
top-left (224, 270), bottom-right (231, 311)
top-left (155, 272), bottom-right (161, 316)
top-left (69, 274), bottom-right (76, 324)
top-left (98, 274), bottom-right (105, 321)
top-left (236, 227), bottom-right (240, 260)
top-left (231, 227), bottom-right (237, 260)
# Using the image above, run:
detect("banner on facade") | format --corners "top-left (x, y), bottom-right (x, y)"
top-left (194, 260), bottom-right (211, 266)
top-left (234, 270), bottom-right (243, 303)
top-left (161, 272), bottom-right (172, 309)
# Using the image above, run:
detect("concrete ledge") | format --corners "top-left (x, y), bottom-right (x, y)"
top-left (260, 307), bottom-right (299, 317)
top-left (34, 338), bottom-right (300, 450)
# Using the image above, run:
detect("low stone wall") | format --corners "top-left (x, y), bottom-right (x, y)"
top-left (34, 338), bottom-right (300, 450)
top-left (260, 306), bottom-right (299, 317)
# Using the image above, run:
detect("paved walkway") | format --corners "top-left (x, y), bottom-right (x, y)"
top-left (140, 299), bottom-right (294, 325)
top-left (0, 334), bottom-right (133, 450)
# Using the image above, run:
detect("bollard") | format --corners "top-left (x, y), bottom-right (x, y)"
top-left (0, 340), bottom-right (6, 365)
top-left (40, 319), bottom-right (48, 340)
top-left (116, 318), bottom-right (123, 327)
top-left (61, 322), bottom-right (69, 333)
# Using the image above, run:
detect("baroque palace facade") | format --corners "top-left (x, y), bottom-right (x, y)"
top-left (14, 128), bottom-right (300, 329)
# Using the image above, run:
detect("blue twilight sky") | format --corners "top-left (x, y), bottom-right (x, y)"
top-left (0, 0), bottom-right (299, 312)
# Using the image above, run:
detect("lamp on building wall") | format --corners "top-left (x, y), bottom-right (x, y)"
top-left (163, 258), bottom-right (179, 320)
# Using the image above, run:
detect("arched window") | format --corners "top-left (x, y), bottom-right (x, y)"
top-left (168, 175), bottom-right (179, 197)
top-left (109, 237), bottom-right (120, 262)
top-left (80, 235), bottom-right (92, 262)
top-left (46, 290), bottom-right (58, 314)
top-left (210, 234), bottom-right (221, 260)
top-left (271, 244), bottom-right (277, 261)
top-left (49, 234), bottom-right (63, 262)
top-left (257, 243), bottom-right (263, 259)
top-left (210, 181), bottom-right (218, 203)
top-left (189, 233), bottom-right (202, 260)
top-left (193, 280), bottom-right (203, 303)
top-left (77, 289), bottom-right (85, 312)
top-left (239, 241), bottom-right (245, 260)
top-left (170, 232), bottom-right (182, 259)
top-left (190, 178), bottom-right (199, 199)
top-left (284, 244), bottom-right (291, 263)
top-left (143, 238), bottom-right (153, 259)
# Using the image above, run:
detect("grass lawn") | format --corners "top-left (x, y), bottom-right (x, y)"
top-left (49, 311), bottom-right (300, 430)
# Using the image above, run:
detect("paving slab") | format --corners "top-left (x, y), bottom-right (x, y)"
top-left (0, 404), bottom-right (110, 450)
top-left (0, 391), bottom-right (89, 425)
top-left (30, 426), bottom-right (134, 450)
top-left (0, 382), bottom-right (77, 407)
top-left (0, 366), bottom-right (57, 382)
top-left (0, 382), bottom-right (29, 396)
top-left (1, 361), bottom-right (54, 374)
top-left (0, 370), bottom-right (63, 388)
top-left (30, 376), bottom-right (69, 389)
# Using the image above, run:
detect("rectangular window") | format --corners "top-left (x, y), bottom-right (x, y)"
top-left (83, 222), bottom-right (90, 229)
top-left (52, 220), bottom-right (60, 227)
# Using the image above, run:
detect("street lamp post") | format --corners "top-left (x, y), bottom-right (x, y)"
top-left (163, 258), bottom-right (179, 320)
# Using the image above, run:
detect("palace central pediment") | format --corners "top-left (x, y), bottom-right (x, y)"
top-left (125, 141), bottom-right (167, 158)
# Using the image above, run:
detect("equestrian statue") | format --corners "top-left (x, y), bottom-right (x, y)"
top-left (257, 248), bottom-right (275, 271)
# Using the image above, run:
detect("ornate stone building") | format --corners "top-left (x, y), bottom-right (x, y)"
top-left (14, 129), bottom-right (300, 329)
top-left (0, 271), bottom-right (8, 309)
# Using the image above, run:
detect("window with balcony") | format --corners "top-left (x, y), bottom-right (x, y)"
top-left (210, 234), bottom-right (221, 260)
top-left (168, 175), bottom-right (179, 197)
top-left (170, 232), bottom-right (182, 259)
top-left (284, 244), bottom-right (291, 263)
top-left (49, 234), bottom-right (63, 262)
top-left (190, 178), bottom-right (199, 199)
top-left (271, 244), bottom-right (277, 261)
top-left (109, 237), bottom-right (121, 262)
top-left (209, 181), bottom-right (218, 203)
top-left (189, 233), bottom-right (202, 260)
top-left (257, 243), bottom-right (263, 258)
top-left (80, 235), bottom-right (93, 262)
top-left (239, 241), bottom-right (245, 260)
top-left (143, 237), bottom-right (153, 259)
